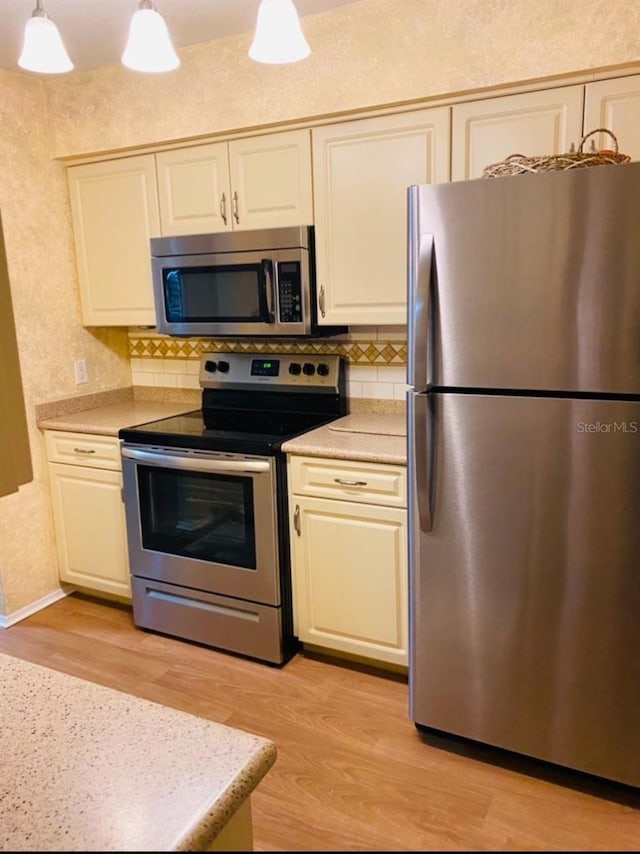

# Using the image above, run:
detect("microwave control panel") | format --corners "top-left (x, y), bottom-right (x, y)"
top-left (277, 262), bottom-right (303, 324)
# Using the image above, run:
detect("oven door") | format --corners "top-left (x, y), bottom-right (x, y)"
top-left (121, 445), bottom-right (280, 606)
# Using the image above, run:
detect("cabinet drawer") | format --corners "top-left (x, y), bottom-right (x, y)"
top-left (45, 431), bottom-right (121, 471)
top-left (289, 456), bottom-right (406, 508)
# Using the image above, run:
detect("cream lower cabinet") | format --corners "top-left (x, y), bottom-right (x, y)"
top-left (155, 129), bottom-right (313, 236)
top-left (67, 154), bottom-right (160, 326)
top-left (45, 431), bottom-right (131, 599)
top-left (451, 84), bottom-right (584, 180)
top-left (288, 456), bottom-right (408, 667)
top-left (311, 107), bottom-right (450, 326)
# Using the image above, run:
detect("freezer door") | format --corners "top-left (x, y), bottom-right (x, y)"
top-left (408, 162), bottom-right (640, 394)
top-left (408, 391), bottom-right (640, 786)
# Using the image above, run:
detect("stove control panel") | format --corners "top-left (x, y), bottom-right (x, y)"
top-left (200, 352), bottom-right (342, 393)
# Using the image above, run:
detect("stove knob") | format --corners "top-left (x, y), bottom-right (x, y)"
top-left (302, 363), bottom-right (316, 376)
top-left (289, 362), bottom-right (302, 375)
top-left (317, 363), bottom-right (330, 377)
top-left (204, 360), bottom-right (217, 373)
top-left (217, 360), bottom-right (230, 373)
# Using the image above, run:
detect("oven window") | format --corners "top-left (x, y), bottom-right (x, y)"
top-left (137, 466), bottom-right (257, 570)
top-left (163, 264), bottom-right (267, 323)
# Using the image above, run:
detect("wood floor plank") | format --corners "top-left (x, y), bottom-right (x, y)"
top-left (1, 593), bottom-right (637, 852)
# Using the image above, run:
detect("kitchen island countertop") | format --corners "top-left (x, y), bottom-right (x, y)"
top-left (0, 652), bottom-right (275, 851)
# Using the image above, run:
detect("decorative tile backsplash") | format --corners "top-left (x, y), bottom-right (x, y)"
top-left (128, 329), bottom-right (410, 402)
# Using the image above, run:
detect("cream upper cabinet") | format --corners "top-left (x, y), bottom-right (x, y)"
top-left (451, 85), bottom-right (585, 180)
top-left (156, 129), bottom-right (313, 236)
top-left (288, 456), bottom-right (408, 668)
top-left (156, 142), bottom-right (232, 235)
top-left (584, 75), bottom-right (640, 162)
top-left (45, 431), bottom-right (131, 599)
top-left (67, 154), bottom-right (160, 326)
top-left (312, 107), bottom-right (450, 326)
top-left (228, 130), bottom-right (313, 230)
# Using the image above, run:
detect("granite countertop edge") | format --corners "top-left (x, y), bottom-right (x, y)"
top-left (0, 652), bottom-right (276, 852)
top-left (174, 743), bottom-right (277, 851)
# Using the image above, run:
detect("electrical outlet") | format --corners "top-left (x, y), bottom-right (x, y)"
top-left (74, 359), bottom-right (88, 385)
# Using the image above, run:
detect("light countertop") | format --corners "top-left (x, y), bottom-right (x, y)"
top-left (0, 652), bottom-right (276, 852)
top-left (37, 399), bottom-right (198, 437)
top-left (282, 412), bottom-right (407, 465)
top-left (36, 390), bottom-right (407, 464)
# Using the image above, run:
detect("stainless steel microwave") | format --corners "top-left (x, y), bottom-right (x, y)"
top-left (150, 226), bottom-right (347, 338)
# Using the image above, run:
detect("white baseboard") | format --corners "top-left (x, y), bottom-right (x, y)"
top-left (0, 586), bottom-right (73, 629)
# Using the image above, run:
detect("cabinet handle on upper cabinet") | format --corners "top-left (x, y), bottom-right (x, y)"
top-left (334, 478), bottom-right (367, 487)
top-left (293, 504), bottom-right (301, 536)
top-left (73, 447), bottom-right (96, 454)
top-left (232, 191), bottom-right (240, 224)
top-left (319, 285), bottom-right (326, 318)
top-left (220, 193), bottom-right (228, 225)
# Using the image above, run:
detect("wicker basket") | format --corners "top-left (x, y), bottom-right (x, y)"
top-left (481, 128), bottom-right (631, 178)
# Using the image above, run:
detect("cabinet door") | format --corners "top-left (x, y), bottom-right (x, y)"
top-left (156, 142), bottom-right (232, 235)
top-left (48, 462), bottom-right (131, 598)
top-left (451, 85), bottom-right (584, 180)
top-left (228, 129), bottom-right (313, 230)
top-left (290, 495), bottom-right (408, 667)
top-left (584, 75), bottom-right (640, 162)
top-left (67, 155), bottom-right (160, 326)
top-left (312, 108), bottom-right (450, 326)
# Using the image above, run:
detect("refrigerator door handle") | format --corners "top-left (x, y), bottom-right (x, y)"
top-left (408, 228), bottom-right (434, 392)
top-left (409, 392), bottom-right (434, 532)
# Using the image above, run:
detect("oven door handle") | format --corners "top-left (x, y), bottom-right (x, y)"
top-left (121, 447), bottom-right (271, 474)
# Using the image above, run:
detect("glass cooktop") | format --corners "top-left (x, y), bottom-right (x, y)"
top-left (119, 409), bottom-right (337, 456)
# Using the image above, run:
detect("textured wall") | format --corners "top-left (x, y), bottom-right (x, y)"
top-left (0, 71), bottom-right (130, 617)
top-left (1, 0), bottom-right (639, 617)
top-left (48, 0), bottom-right (640, 158)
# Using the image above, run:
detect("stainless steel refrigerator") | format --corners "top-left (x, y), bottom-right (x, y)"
top-left (407, 162), bottom-right (640, 787)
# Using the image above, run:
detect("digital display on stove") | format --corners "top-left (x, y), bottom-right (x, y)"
top-left (251, 358), bottom-right (280, 377)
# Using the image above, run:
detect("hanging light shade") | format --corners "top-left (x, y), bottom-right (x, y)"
top-left (18, 0), bottom-right (74, 74)
top-left (249, 0), bottom-right (311, 65)
top-left (122, 0), bottom-right (180, 73)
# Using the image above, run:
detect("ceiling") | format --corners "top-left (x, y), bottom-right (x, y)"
top-left (1, 0), bottom-right (362, 73)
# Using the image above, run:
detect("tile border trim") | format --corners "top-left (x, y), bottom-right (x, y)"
top-left (128, 335), bottom-right (407, 366)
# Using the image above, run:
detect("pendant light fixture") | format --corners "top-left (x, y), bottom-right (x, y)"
top-left (249, 0), bottom-right (311, 65)
top-left (121, 0), bottom-right (180, 73)
top-left (18, 0), bottom-right (74, 74)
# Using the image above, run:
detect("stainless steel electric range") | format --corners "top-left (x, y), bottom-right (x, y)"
top-left (119, 351), bottom-right (346, 665)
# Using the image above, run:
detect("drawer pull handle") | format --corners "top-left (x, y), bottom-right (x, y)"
top-left (334, 478), bottom-right (367, 487)
top-left (73, 447), bottom-right (96, 454)
top-left (293, 504), bottom-right (301, 536)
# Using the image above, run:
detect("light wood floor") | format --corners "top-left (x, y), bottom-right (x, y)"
top-left (1, 593), bottom-right (637, 851)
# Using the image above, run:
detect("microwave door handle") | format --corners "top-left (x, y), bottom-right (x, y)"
top-left (261, 259), bottom-right (275, 322)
